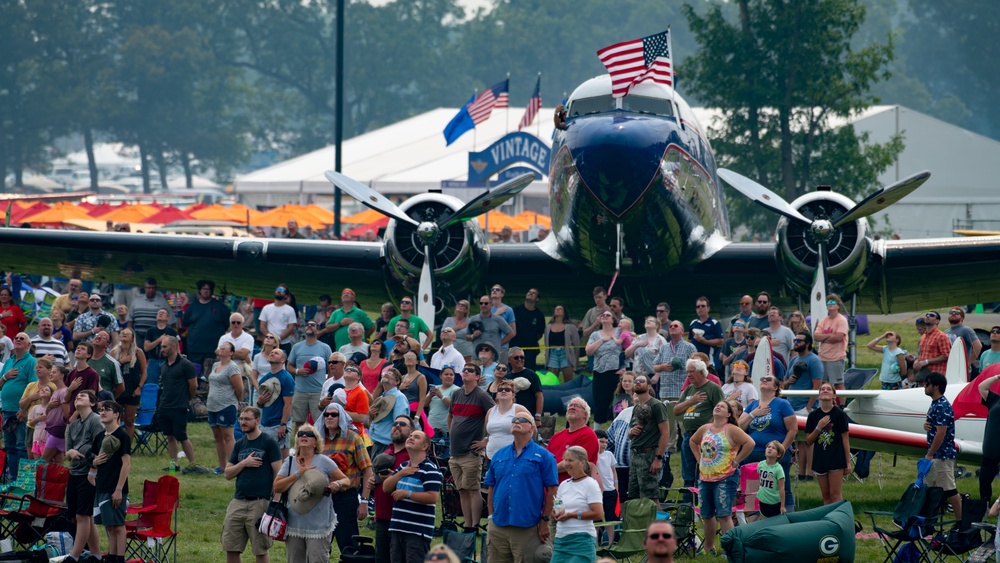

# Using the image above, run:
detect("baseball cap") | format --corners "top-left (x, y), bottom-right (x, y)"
top-left (301, 357), bottom-right (327, 376)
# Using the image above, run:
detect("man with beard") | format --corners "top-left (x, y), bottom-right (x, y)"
top-left (945, 307), bottom-right (982, 376)
top-left (747, 292), bottom-right (772, 331)
top-left (88, 331), bottom-right (123, 400)
top-left (127, 277), bottom-right (171, 344)
top-left (387, 297), bottom-right (433, 352)
top-left (981, 326), bottom-right (1000, 371)
top-left (31, 317), bottom-right (68, 366)
top-left (183, 280), bottom-right (231, 369)
top-left (72, 294), bottom-right (118, 345)
top-left (652, 321), bottom-right (695, 450)
top-left (511, 288), bottom-right (545, 370)
top-left (142, 308), bottom-right (177, 387)
top-left (629, 375), bottom-right (671, 498)
top-left (285, 320), bottom-right (332, 434)
top-left (222, 406), bottom-right (281, 563)
top-left (53, 278), bottom-right (83, 315)
top-left (158, 336), bottom-right (210, 475)
top-left (468, 297), bottom-right (511, 363)
top-left (785, 332), bottom-right (824, 481)
top-left (368, 414), bottom-right (413, 563)
top-left (256, 349), bottom-right (294, 459)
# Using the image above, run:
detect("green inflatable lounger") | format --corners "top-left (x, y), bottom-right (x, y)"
top-left (721, 500), bottom-right (856, 563)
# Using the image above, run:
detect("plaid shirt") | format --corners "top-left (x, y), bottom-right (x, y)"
top-left (654, 339), bottom-right (696, 400)
top-left (918, 328), bottom-right (951, 374)
top-left (322, 428), bottom-right (373, 489)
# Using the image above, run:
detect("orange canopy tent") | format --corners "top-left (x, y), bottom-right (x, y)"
top-left (253, 205), bottom-right (326, 229)
top-left (344, 217), bottom-right (389, 238)
top-left (21, 202), bottom-right (92, 225)
top-left (302, 204), bottom-right (335, 225)
top-left (190, 203), bottom-right (261, 223)
top-left (87, 203), bottom-right (115, 218)
top-left (514, 211), bottom-right (551, 228)
top-left (343, 208), bottom-right (385, 225)
top-left (476, 211), bottom-right (530, 233)
top-left (11, 202), bottom-right (50, 224)
top-left (98, 203), bottom-right (160, 222)
top-left (143, 206), bottom-right (194, 224)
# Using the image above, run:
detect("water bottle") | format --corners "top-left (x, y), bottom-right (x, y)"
top-left (553, 499), bottom-right (563, 514)
top-left (168, 460), bottom-right (176, 476)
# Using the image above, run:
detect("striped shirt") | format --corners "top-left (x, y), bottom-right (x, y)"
top-left (388, 457), bottom-right (442, 540)
top-left (30, 336), bottom-right (69, 366)
top-left (606, 406), bottom-right (633, 468)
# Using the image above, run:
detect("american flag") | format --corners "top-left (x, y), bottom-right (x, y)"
top-left (467, 79), bottom-right (509, 125)
top-left (518, 76), bottom-right (542, 131)
top-left (597, 30), bottom-right (673, 99)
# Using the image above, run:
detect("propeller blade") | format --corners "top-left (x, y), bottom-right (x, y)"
top-left (809, 242), bottom-right (828, 333)
top-left (416, 244), bottom-right (436, 345)
top-left (717, 169), bottom-right (811, 226)
top-left (324, 171), bottom-right (419, 227)
top-left (439, 173), bottom-right (536, 229)
top-left (832, 170), bottom-right (931, 229)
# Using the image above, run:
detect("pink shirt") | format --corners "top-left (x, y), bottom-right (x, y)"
top-left (816, 314), bottom-right (848, 362)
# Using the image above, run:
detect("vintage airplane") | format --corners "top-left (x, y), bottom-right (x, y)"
top-left (2, 74), bottom-right (1000, 336)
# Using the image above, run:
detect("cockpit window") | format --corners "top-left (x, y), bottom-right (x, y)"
top-left (568, 96), bottom-right (615, 117)
top-left (622, 95), bottom-right (673, 117)
top-left (567, 94), bottom-right (674, 118)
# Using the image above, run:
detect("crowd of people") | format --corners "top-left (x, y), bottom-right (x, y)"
top-left (1, 272), bottom-right (996, 563)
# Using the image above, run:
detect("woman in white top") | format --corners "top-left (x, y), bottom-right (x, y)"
top-left (477, 379), bottom-right (531, 460)
top-left (206, 342), bottom-right (244, 475)
top-left (551, 446), bottom-right (604, 563)
top-left (625, 316), bottom-right (667, 377)
top-left (722, 360), bottom-right (758, 408)
top-left (427, 366), bottom-right (458, 436)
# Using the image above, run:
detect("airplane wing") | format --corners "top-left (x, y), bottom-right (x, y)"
top-left (0, 228), bottom-right (387, 303)
top-left (795, 416), bottom-right (983, 463)
top-left (782, 390), bottom-right (881, 398)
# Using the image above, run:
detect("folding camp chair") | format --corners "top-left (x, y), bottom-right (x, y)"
top-left (134, 383), bottom-right (166, 455)
top-left (843, 368), bottom-right (878, 390)
top-left (926, 498), bottom-right (988, 562)
top-left (442, 527), bottom-right (481, 563)
top-left (866, 483), bottom-right (945, 563)
top-left (733, 462), bottom-right (761, 524)
top-left (125, 476), bottom-right (179, 563)
top-left (596, 498), bottom-right (658, 562)
top-left (2, 463), bottom-right (70, 547)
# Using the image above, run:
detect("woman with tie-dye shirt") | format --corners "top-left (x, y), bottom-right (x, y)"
top-left (689, 400), bottom-right (754, 556)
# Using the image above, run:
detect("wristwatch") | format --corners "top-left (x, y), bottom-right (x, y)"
top-left (540, 516), bottom-right (550, 522)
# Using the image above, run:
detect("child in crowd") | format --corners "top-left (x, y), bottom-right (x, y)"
top-left (28, 391), bottom-right (49, 460)
top-left (594, 429), bottom-right (619, 544)
top-left (756, 440), bottom-right (786, 518)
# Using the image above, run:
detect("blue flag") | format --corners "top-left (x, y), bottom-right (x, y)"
top-left (443, 94), bottom-right (477, 146)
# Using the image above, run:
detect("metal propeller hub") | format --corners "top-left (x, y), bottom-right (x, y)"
top-left (416, 222), bottom-right (439, 244)
top-left (810, 219), bottom-right (834, 242)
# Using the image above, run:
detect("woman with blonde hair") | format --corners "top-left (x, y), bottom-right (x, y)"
top-left (207, 342), bottom-right (243, 475)
top-left (273, 423), bottom-right (351, 562)
top-left (788, 310), bottom-right (810, 335)
top-left (110, 328), bottom-right (147, 440)
top-left (552, 445), bottom-right (604, 563)
top-left (722, 360), bottom-right (758, 407)
top-left (251, 332), bottom-right (281, 389)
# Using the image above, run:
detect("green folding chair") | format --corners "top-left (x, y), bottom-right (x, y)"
top-left (596, 498), bottom-right (658, 562)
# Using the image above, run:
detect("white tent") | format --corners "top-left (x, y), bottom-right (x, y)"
top-left (233, 106), bottom-right (556, 208)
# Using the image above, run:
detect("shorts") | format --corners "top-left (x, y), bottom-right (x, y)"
top-left (547, 348), bottom-right (572, 370)
top-left (823, 360), bottom-right (846, 384)
top-left (759, 501), bottom-right (782, 518)
top-left (45, 435), bottom-right (65, 452)
top-left (31, 441), bottom-right (44, 455)
top-left (260, 425), bottom-right (290, 450)
top-left (449, 454), bottom-right (484, 490)
top-left (25, 427), bottom-right (34, 450)
top-left (157, 408), bottom-right (190, 441)
top-left (925, 458), bottom-right (957, 491)
top-left (208, 405), bottom-right (238, 428)
top-left (880, 381), bottom-right (901, 390)
top-left (116, 393), bottom-right (141, 407)
top-left (221, 498), bottom-right (272, 555)
top-left (698, 471), bottom-right (738, 520)
top-left (291, 392), bottom-right (322, 424)
top-left (94, 491), bottom-right (128, 526)
top-left (67, 474), bottom-right (96, 516)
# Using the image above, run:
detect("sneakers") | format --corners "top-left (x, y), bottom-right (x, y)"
top-left (213, 467), bottom-right (224, 475)
top-left (182, 464), bottom-right (211, 475)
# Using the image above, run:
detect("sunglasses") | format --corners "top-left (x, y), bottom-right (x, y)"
top-left (991, 329), bottom-right (1000, 334)
top-left (328, 360), bottom-right (342, 365)
top-left (949, 311), bottom-right (963, 315)
top-left (425, 553), bottom-right (450, 562)
top-left (656, 309), bottom-right (667, 313)
top-left (323, 412), bottom-right (339, 418)
top-left (296, 431), bottom-right (316, 439)
top-left (480, 301), bottom-right (490, 305)
top-left (401, 300), bottom-right (412, 305)
top-left (491, 287), bottom-right (503, 292)
top-left (274, 287), bottom-right (287, 293)
top-left (647, 532), bottom-right (673, 540)
top-left (13, 336), bottom-right (27, 342)
top-left (634, 378), bottom-right (648, 383)
top-left (793, 338), bottom-right (805, 343)
top-left (510, 417), bottom-right (532, 424)
top-left (497, 388), bottom-right (513, 393)
top-left (391, 421), bottom-right (410, 428)
top-left (696, 304), bottom-right (707, 308)
top-left (462, 367), bottom-right (477, 373)
top-left (790, 313), bottom-right (802, 317)
top-left (230, 320), bottom-right (242, 325)
top-left (734, 323), bottom-right (745, 328)
top-left (509, 356), bottom-right (524, 360)
top-left (756, 299), bottom-right (768, 304)
top-left (89, 298), bottom-right (101, 302)
top-left (925, 313), bottom-right (938, 318)
top-left (759, 377), bottom-right (774, 382)
top-left (306, 322), bottom-right (318, 327)
top-left (826, 300), bottom-right (837, 305)
top-left (495, 367), bottom-right (507, 372)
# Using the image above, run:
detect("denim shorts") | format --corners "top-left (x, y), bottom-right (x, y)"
top-left (547, 348), bottom-right (572, 369)
top-left (208, 405), bottom-right (238, 428)
top-left (699, 471), bottom-right (739, 519)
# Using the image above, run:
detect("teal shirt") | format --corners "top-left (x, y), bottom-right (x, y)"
top-left (981, 350), bottom-right (1000, 371)
top-left (1, 352), bottom-right (37, 412)
top-left (326, 306), bottom-right (374, 350)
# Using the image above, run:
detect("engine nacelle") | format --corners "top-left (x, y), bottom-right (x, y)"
top-left (775, 191), bottom-right (872, 297)
top-left (382, 193), bottom-right (489, 309)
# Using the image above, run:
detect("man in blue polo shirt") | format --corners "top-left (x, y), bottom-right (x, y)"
top-left (484, 412), bottom-right (558, 563)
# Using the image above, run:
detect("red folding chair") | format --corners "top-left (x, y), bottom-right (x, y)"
top-left (4, 462), bottom-right (70, 546)
top-left (125, 475), bottom-right (179, 563)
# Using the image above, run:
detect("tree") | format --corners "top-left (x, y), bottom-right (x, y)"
top-left (682, 0), bottom-right (903, 235)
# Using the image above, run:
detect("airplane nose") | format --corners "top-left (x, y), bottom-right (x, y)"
top-left (565, 114), bottom-right (672, 216)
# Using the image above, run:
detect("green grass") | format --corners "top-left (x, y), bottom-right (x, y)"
top-left (124, 319), bottom-right (958, 561)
